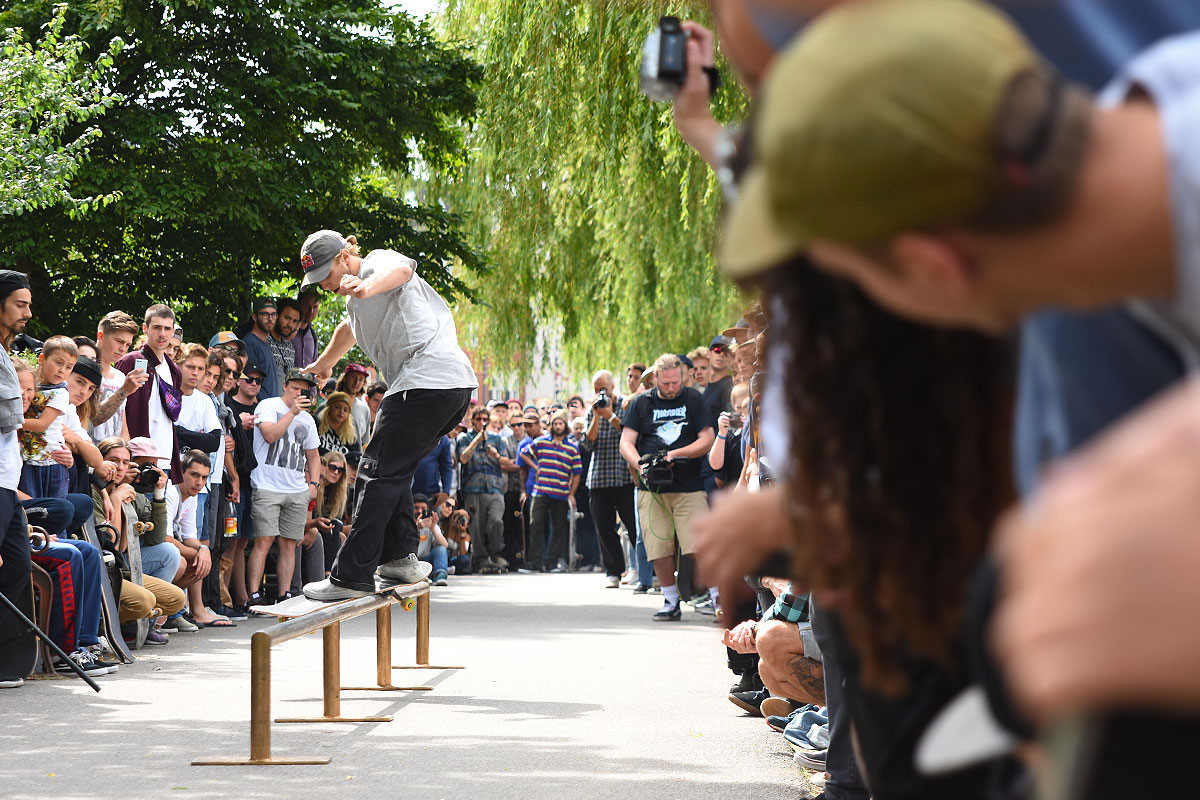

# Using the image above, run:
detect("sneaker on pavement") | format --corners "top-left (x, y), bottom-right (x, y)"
top-left (375, 554), bottom-right (433, 584)
top-left (652, 599), bottom-right (681, 622)
top-left (56, 649), bottom-right (113, 675)
top-left (793, 749), bottom-right (828, 770)
top-left (761, 697), bottom-right (806, 720)
top-left (432, 570), bottom-right (448, 587)
top-left (303, 578), bottom-right (374, 601)
top-left (0, 675), bottom-right (23, 688)
top-left (549, 560), bottom-right (568, 574)
top-left (728, 686), bottom-right (771, 716)
top-left (632, 583), bottom-right (651, 594)
top-left (87, 644), bottom-right (120, 673)
top-left (620, 571), bottom-right (637, 585)
top-left (493, 556), bottom-right (509, 569)
top-left (161, 612), bottom-right (199, 632)
top-left (693, 597), bottom-right (716, 616)
top-left (144, 629), bottom-right (170, 645)
top-left (220, 604), bottom-right (248, 621)
top-left (605, 575), bottom-right (621, 589)
top-left (729, 669), bottom-right (762, 695)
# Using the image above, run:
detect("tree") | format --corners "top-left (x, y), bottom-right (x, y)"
top-left (436, 0), bottom-right (747, 380)
top-left (0, 0), bottom-right (483, 338)
top-left (0, 4), bottom-right (122, 216)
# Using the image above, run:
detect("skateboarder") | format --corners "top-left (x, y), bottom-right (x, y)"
top-left (298, 231), bottom-right (476, 601)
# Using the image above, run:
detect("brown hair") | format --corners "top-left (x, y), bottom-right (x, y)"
top-left (143, 304), bottom-right (176, 325)
top-left (41, 335), bottom-right (79, 360)
top-left (98, 311), bottom-right (139, 338)
top-left (178, 343), bottom-right (209, 365)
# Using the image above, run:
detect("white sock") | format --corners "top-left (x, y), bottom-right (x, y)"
top-left (663, 584), bottom-right (680, 607)
top-left (709, 587), bottom-right (720, 603)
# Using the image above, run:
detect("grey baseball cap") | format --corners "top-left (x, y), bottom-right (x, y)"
top-left (299, 229), bottom-right (347, 288)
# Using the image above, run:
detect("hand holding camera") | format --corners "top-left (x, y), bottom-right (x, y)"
top-left (640, 17), bottom-right (719, 103)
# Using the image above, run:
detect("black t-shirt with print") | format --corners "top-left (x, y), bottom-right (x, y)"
top-left (623, 386), bottom-right (712, 493)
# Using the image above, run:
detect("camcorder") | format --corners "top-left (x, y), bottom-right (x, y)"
top-left (638, 450), bottom-right (678, 492)
top-left (594, 388), bottom-right (610, 410)
top-left (131, 462), bottom-right (161, 494)
top-left (640, 15), bottom-right (721, 102)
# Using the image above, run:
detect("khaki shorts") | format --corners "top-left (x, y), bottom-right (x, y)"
top-left (637, 490), bottom-right (708, 561)
top-left (251, 488), bottom-right (310, 541)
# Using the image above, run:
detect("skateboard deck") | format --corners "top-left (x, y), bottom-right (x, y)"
top-left (81, 521), bottom-right (134, 663)
top-left (251, 577), bottom-right (430, 619)
top-left (0, 579), bottom-right (39, 680)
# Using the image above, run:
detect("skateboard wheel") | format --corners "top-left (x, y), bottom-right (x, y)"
top-left (401, 597), bottom-right (415, 612)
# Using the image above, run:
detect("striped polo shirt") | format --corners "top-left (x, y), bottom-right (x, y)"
top-left (528, 434), bottom-right (582, 501)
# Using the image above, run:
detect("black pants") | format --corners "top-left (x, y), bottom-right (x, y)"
top-left (501, 489), bottom-right (523, 567)
top-left (811, 601), bottom-right (870, 800)
top-left (588, 484), bottom-right (636, 578)
top-left (0, 488), bottom-right (31, 629)
top-left (331, 387), bottom-right (473, 591)
top-left (527, 495), bottom-right (570, 570)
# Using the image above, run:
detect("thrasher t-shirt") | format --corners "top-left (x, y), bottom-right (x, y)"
top-left (250, 397), bottom-right (318, 494)
top-left (623, 386), bottom-right (711, 493)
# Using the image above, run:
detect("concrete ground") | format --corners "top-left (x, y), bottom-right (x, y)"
top-left (1, 572), bottom-right (817, 799)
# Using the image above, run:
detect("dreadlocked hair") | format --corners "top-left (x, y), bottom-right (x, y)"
top-left (758, 258), bottom-right (1012, 694)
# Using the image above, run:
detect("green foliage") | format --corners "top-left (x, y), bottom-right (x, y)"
top-left (0, 4), bottom-right (122, 216)
top-left (0, 0), bottom-right (483, 340)
top-left (436, 0), bottom-right (746, 380)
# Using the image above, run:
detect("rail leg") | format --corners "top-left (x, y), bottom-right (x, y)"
top-left (276, 621), bottom-right (393, 724)
top-left (392, 591), bottom-right (465, 671)
top-left (193, 631), bottom-right (332, 765)
top-left (343, 602), bottom-right (434, 691)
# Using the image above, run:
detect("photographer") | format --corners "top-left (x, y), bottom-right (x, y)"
top-left (580, 370), bottom-right (638, 588)
top-left (619, 353), bottom-right (714, 621)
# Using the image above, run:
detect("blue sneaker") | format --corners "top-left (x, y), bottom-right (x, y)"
top-left (432, 570), bottom-right (448, 587)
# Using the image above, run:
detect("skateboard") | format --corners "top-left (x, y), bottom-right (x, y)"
top-left (0, 574), bottom-right (38, 681)
top-left (251, 575), bottom-right (431, 620)
top-left (80, 520), bottom-right (133, 663)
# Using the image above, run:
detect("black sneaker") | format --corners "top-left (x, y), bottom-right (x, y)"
top-left (728, 686), bottom-right (771, 716)
top-left (247, 593), bottom-right (272, 617)
top-left (220, 604), bottom-right (248, 621)
top-left (0, 675), bottom-right (24, 688)
top-left (729, 669), bottom-right (763, 695)
top-left (652, 601), bottom-right (682, 622)
top-left (55, 649), bottom-right (113, 676)
top-left (632, 583), bottom-right (651, 594)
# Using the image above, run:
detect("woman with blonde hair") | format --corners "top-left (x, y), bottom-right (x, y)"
top-left (306, 450), bottom-right (350, 573)
top-left (316, 391), bottom-right (361, 465)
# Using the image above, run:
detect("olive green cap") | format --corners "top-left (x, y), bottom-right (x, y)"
top-left (721, 0), bottom-right (1042, 278)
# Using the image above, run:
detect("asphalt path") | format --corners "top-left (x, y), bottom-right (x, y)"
top-left (1, 571), bottom-right (816, 799)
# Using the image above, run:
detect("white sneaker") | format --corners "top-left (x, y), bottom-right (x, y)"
top-left (605, 575), bottom-right (621, 589)
top-left (303, 578), bottom-right (373, 602)
top-left (375, 554), bottom-right (433, 584)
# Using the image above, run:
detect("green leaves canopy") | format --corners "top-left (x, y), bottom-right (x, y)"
top-left (438, 0), bottom-right (746, 379)
top-left (0, 0), bottom-right (483, 338)
top-left (0, 4), bottom-right (122, 217)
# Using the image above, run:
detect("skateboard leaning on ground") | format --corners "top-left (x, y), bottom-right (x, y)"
top-left (249, 573), bottom-right (432, 620)
top-left (0, 573), bottom-right (38, 680)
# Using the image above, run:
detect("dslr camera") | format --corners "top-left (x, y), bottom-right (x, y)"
top-left (131, 462), bottom-right (161, 494)
top-left (594, 388), bottom-right (610, 410)
top-left (638, 450), bottom-right (676, 492)
top-left (640, 15), bottom-right (721, 102)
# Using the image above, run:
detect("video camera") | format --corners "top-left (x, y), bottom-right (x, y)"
top-left (594, 388), bottom-right (610, 410)
top-left (640, 15), bottom-right (721, 102)
top-left (638, 450), bottom-right (678, 492)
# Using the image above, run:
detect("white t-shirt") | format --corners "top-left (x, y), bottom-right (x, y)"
top-left (0, 430), bottom-right (21, 491)
top-left (165, 484), bottom-right (197, 542)
top-left (92, 368), bottom-right (126, 443)
top-left (26, 387), bottom-right (71, 466)
top-left (147, 361), bottom-right (175, 470)
top-left (177, 390), bottom-right (222, 484)
top-left (250, 397), bottom-right (318, 494)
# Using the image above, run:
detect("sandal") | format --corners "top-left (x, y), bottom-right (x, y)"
top-left (201, 618), bottom-right (237, 628)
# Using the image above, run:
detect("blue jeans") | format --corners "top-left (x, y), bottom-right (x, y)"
top-left (632, 489), bottom-right (654, 585)
top-left (22, 497), bottom-right (76, 536)
top-left (38, 539), bottom-right (103, 649)
top-left (141, 540), bottom-right (181, 582)
top-left (421, 544), bottom-right (449, 577)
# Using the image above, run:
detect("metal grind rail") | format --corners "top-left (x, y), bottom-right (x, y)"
top-left (192, 585), bottom-right (463, 766)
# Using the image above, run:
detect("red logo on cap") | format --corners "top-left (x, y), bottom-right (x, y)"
top-left (301, 253), bottom-right (315, 269)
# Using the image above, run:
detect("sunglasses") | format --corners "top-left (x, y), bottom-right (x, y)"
top-left (327, 464), bottom-right (345, 474)
top-left (241, 375), bottom-right (263, 384)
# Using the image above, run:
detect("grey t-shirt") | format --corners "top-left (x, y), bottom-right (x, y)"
top-left (346, 249), bottom-right (478, 396)
top-left (1103, 33), bottom-right (1200, 369)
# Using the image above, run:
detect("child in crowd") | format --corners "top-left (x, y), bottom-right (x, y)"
top-left (18, 336), bottom-right (78, 498)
